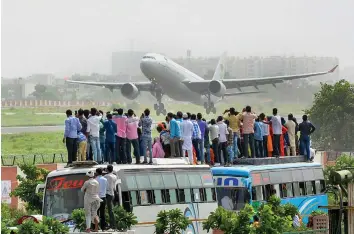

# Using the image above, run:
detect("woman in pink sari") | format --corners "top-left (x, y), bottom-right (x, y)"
top-left (152, 137), bottom-right (165, 158)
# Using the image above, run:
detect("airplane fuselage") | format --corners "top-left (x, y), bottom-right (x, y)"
top-left (140, 53), bottom-right (217, 106)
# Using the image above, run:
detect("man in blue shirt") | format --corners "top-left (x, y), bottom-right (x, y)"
top-left (104, 114), bottom-right (117, 164)
top-left (299, 115), bottom-right (316, 161)
top-left (95, 168), bottom-right (108, 230)
top-left (167, 112), bottom-right (181, 158)
top-left (191, 114), bottom-right (202, 163)
top-left (254, 118), bottom-right (264, 158)
top-left (197, 113), bottom-right (207, 164)
top-left (63, 109), bottom-right (82, 165)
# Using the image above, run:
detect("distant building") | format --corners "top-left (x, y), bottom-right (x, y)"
top-left (111, 51), bottom-right (147, 76)
top-left (27, 74), bottom-right (55, 86)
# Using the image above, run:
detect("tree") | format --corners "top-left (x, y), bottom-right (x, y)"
top-left (10, 164), bottom-right (49, 212)
top-left (155, 209), bottom-right (191, 234)
top-left (306, 79), bottom-right (354, 150)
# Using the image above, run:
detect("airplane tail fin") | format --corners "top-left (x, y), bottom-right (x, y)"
top-left (212, 52), bottom-right (227, 80)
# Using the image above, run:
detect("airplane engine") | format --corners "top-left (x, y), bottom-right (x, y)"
top-left (121, 83), bottom-right (140, 100)
top-left (208, 80), bottom-right (226, 97)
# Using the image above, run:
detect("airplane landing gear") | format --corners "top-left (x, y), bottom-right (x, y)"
top-left (154, 102), bottom-right (166, 116)
top-left (204, 94), bottom-right (216, 115)
top-left (153, 88), bottom-right (167, 116)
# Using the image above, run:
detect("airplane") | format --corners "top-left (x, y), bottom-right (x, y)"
top-left (66, 53), bottom-right (338, 116)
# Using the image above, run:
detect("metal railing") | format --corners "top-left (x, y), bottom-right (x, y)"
top-left (1, 154), bottom-right (67, 166)
top-left (283, 229), bottom-right (329, 234)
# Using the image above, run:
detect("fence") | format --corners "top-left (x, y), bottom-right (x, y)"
top-left (1, 100), bottom-right (112, 108)
top-left (283, 230), bottom-right (328, 234)
top-left (1, 154), bottom-right (66, 166)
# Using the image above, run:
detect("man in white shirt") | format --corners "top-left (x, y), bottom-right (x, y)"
top-left (271, 108), bottom-right (282, 157)
top-left (81, 170), bottom-right (101, 232)
top-left (104, 165), bottom-right (117, 229)
top-left (217, 116), bottom-right (229, 165)
top-left (87, 108), bottom-right (103, 163)
top-left (209, 119), bottom-right (219, 165)
top-left (285, 114), bottom-right (296, 156)
top-left (180, 113), bottom-right (194, 164)
top-left (96, 168), bottom-right (108, 230)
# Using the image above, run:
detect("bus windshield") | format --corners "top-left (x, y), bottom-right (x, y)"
top-left (43, 174), bottom-right (87, 220)
top-left (216, 187), bottom-right (250, 211)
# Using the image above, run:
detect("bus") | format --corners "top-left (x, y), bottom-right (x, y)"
top-left (38, 159), bottom-right (217, 234)
top-left (211, 162), bottom-right (328, 223)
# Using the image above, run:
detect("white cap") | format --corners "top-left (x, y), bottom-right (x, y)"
top-left (86, 170), bottom-right (95, 178)
top-left (182, 113), bottom-right (188, 118)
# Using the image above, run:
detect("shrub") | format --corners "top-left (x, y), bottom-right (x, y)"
top-left (17, 219), bottom-right (41, 234)
top-left (1, 203), bottom-right (27, 226)
top-left (70, 208), bottom-right (86, 232)
top-left (1, 221), bottom-right (10, 234)
top-left (155, 208), bottom-right (191, 234)
top-left (41, 216), bottom-right (69, 234)
top-left (113, 206), bottom-right (138, 232)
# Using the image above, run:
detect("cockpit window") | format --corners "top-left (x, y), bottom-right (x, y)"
top-left (143, 56), bottom-right (156, 60)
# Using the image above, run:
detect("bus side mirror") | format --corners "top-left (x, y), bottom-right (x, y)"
top-left (331, 170), bottom-right (353, 184)
top-left (36, 184), bottom-right (45, 193)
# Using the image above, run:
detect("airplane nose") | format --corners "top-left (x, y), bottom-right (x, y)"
top-left (140, 60), bottom-right (155, 79)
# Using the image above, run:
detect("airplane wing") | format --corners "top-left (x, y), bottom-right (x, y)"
top-left (65, 80), bottom-right (153, 92)
top-left (223, 91), bottom-right (264, 97)
top-left (182, 65), bottom-right (338, 93)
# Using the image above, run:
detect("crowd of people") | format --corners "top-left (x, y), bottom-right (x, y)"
top-left (63, 105), bottom-right (316, 167)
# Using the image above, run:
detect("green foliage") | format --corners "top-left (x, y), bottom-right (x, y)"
top-left (17, 219), bottom-right (41, 234)
top-left (155, 208), bottom-right (191, 234)
top-left (204, 196), bottom-right (310, 234)
top-left (256, 203), bottom-right (293, 234)
top-left (70, 208), bottom-right (86, 232)
top-left (305, 79), bottom-right (354, 150)
top-left (283, 203), bottom-right (299, 219)
top-left (310, 210), bottom-right (326, 217)
top-left (2, 221), bottom-right (10, 234)
top-left (10, 164), bottom-right (49, 211)
top-left (1, 203), bottom-right (28, 226)
top-left (41, 216), bottom-right (69, 234)
top-left (112, 206), bottom-right (138, 231)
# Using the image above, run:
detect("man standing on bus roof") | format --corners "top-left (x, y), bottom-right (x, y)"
top-left (271, 108), bottom-right (282, 157)
top-left (104, 165), bottom-right (117, 230)
top-left (139, 108), bottom-right (153, 164)
top-left (299, 115), bottom-right (316, 162)
top-left (63, 109), bottom-right (82, 166)
top-left (96, 168), bottom-right (108, 230)
top-left (81, 170), bottom-right (101, 232)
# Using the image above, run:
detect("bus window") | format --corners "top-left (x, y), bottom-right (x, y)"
top-left (162, 173), bottom-right (178, 188)
top-left (205, 188), bottom-right (216, 202)
top-left (320, 180), bottom-right (326, 192)
top-left (169, 189), bottom-right (177, 203)
top-left (176, 173), bottom-right (191, 188)
top-left (299, 182), bottom-right (306, 196)
top-left (177, 189), bottom-right (192, 203)
top-left (252, 186), bottom-right (263, 201)
top-left (292, 170), bottom-right (304, 182)
top-left (264, 184), bottom-right (272, 200)
top-left (188, 172), bottom-right (203, 188)
top-left (131, 191), bottom-right (139, 206)
top-left (306, 181), bottom-right (314, 195)
top-left (136, 174), bottom-right (152, 190)
top-left (139, 191), bottom-right (149, 205)
top-left (302, 169), bottom-right (315, 181)
top-left (292, 183), bottom-right (300, 196)
top-left (314, 181), bottom-right (322, 194)
top-left (126, 175), bottom-right (138, 190)
top-left (154, 190), bottom-right (163, 204)
top-left (280, 183), bottom-right (293, 198)
top-left (269, 184), bottom-right (281, 198)
top-left (149, 174), bottom-right (164, 189)
top-left (192, 188), bottom-right (201, 202)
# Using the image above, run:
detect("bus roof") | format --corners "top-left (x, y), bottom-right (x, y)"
top-left (211, 162), bottom-right (322, 177)
top-left (47, 163), bottom-right (210, 178)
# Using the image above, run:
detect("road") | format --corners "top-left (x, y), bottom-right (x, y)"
top-left (1, 125), bottom-right (64, 134)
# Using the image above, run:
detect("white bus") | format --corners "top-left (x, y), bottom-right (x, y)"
top-left (38, 159), bottom-right (217, 234)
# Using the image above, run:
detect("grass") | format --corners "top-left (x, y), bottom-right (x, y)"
top-left (1, 102), bottom-right (306, 127)
top-left (1, 129), bottom-right (161, 166)
top-left (1, 131), bottom-right (67, 165)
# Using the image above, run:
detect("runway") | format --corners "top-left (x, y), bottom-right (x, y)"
top-left (1, 125), bottom-right (63, 134)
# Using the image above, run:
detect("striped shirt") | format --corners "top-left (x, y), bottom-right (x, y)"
top-left (191, 120), bottom-right (201, 140)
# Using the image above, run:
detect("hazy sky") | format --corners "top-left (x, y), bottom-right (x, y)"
top-left (2, 0), bottom-right (354, 77)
